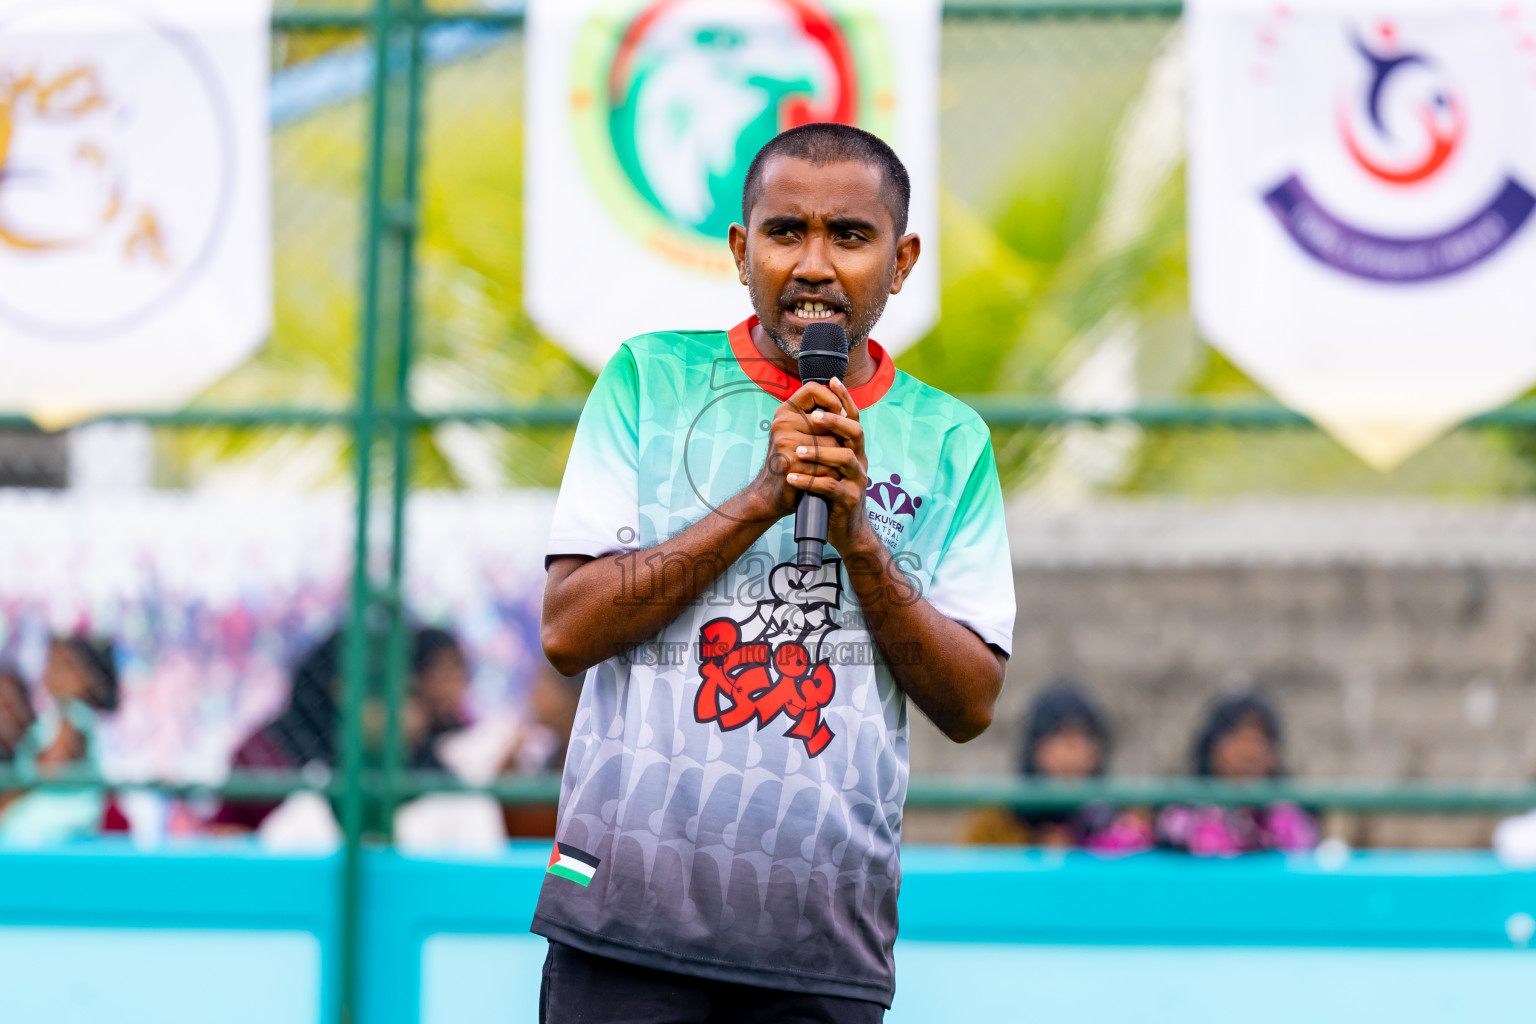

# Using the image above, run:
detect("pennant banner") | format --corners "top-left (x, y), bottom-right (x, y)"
top-left (526, 0), bottom-right (940, 371)
top-left (1188, 0), bottom-right (1536, 467)
top-left (0, 0), bottom-right (271, 426)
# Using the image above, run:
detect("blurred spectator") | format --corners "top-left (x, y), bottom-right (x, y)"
top-left (211, 632), bottom-right (341, 831)
top-left (0, 662), bottom-right (36, 766)
top-left (34, 636), bottom-right (119, 770)
top-left (435, 663), bottom-right (582, 784)
top-left (37, 637), bottom-right (119, 766)
top-left (0, 636), bottom-right (117, 844)
top-left (406, 627), bottom-right (471, 772)
top-left (499, 667), bottom-right (581, 776)
top-left (499, 667), bottom-right (582, 838)
top-left (1194, 693), bottom-right (1283, 780)
top-left (964, 681), bottom-right (1153, 851)
top-left (392, 638), bottom-right (554, 851)
top-left (0, 663), bottom-right (37, 820)
top-left (212, 625), bottom-right (473, 832)
top-left (1156, 693), bottom-right (1319, 856)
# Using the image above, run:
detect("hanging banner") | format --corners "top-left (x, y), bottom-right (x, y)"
top-left (526, 0), bottom-right (940, 371)
top-left (1187, 0), bottom-right (1536, 467)
top-left (0, 0), bottom-right (270, 426)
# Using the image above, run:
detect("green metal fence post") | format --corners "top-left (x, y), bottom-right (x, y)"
top-left (379, 0), bottom-right (428, 838)
top-left (338, 0), bottom-right (402, 1020)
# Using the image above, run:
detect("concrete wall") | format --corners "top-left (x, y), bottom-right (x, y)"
top-left (904, 502), bottom-right (1536, 845)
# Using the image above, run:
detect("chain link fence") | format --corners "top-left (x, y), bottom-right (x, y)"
top-left (3, 0), bottom-right (1534, 835)
top-left (4, 1), bottom-right (1536, 1015)
top-left (4, 0), bottom-right (1535, 829)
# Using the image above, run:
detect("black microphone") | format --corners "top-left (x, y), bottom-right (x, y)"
top-left (794, 322), bottom-right (849, 569)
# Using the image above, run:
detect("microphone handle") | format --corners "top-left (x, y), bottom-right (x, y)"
top-left (795, 491), bottom-right (830, 569)
top-left (793, 349), bottom-right (847, 570)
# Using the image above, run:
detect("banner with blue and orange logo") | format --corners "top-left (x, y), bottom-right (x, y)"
top-left (1189, 0), bottom-right (1536, 467)
top-left (0, 0), bottom-right (270, 426)
top-left (526, 0), bottom-right (939, 371)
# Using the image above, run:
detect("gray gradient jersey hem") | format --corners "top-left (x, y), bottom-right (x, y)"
top-left (531, 916), bottom-right (897, 1008)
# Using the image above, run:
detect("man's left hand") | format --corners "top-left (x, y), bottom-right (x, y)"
top-left (785, 377), bottom-right (874, 555)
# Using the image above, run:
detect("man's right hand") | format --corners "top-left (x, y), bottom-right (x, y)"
top-left (745, 381), bottom-right (850, 521)
top-left (546, 383), bottom-right (854, 677)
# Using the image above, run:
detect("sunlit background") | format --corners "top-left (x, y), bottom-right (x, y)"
top-left (4, 1), bottom-right (1536, 1022)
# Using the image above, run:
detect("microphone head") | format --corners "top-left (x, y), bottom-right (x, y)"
top-left (797, 322), bottom-right (849, 386)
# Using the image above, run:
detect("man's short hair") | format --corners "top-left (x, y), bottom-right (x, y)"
top-left (740, 122), bottom-right (911, 237)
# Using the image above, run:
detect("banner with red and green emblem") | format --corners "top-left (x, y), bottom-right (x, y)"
top-left (526, 0), bottom-right (939, 370)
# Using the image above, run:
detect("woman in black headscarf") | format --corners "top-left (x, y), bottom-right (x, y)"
top-left (967, 681), bottom-right (1153, 851)
top-left (405, 627), bottom-right (470, 772)
top-left (211, 633), bottom-right (341, 830)
top-left (0, 663), bottom-right (36, 820)
top-left (1019, 684), bottom-right (1110, 780)
top-left (0, 662), bottom-right (36, 765)
top-left (269, 633), bottom-right (342, 767)
top-left (1193, 693), bottom-right (1283, 779)
top-left (1156, 693), bottom-right (1319, 855)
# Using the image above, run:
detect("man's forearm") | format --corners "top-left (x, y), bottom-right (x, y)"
top-left (542, 490), bottom-right (776, 676)
top-left (840, 529), bottom-right (1004, 743)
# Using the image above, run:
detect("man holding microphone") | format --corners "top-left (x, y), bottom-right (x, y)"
top-left (537, 123), bottom-right (1015, 1022)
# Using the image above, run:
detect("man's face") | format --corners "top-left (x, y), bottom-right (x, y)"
top-left (729, 156), bottom-right (919, 358)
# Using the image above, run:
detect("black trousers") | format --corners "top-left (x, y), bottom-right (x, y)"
top-left (539, 941), bottom-right (886, 1024)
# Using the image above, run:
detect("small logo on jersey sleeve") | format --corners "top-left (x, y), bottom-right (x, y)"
top-left (694, 560), bottom-right (841, 757)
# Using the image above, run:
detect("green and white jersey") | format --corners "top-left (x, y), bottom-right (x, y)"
top-left (533, 316), bottom-right (1014, 1006)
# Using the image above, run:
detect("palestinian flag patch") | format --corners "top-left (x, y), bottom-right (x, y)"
top-left (547, 842), bottom-right (600, 887)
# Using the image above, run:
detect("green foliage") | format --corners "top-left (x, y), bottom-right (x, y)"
top-left (902, 118), bottom-right (1119, 398)
top-left (165, 41), bottom-right (591, 490)
top-left (412, 44), bottom-right (591, 488)
top-left (272, 0), bottom-right (368, 69)
top-left (158, 79), bottom-right (366, 488)
top-left (902, 93), bottom-right (1199, 490)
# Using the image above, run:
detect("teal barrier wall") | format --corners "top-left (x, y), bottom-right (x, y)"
top-left (2, 841), bottom-right (1534, 1023)
top-left (0, 842), bottom-right (340, 1023)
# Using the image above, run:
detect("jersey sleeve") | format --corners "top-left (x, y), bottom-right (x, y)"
top-left (925, 437), bottom-right (1016, 656)
top-left (546, 344), bottom-right (642, 565)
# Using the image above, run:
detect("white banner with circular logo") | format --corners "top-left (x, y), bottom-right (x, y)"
top-left (0, 0), bottom-right (270, 426)
top-left (526, 0), bottom-right (940, 371)
top-left (1188, 0), bottom-right (1536, 468)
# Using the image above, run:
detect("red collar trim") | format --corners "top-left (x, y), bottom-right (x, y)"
top-left (727, 316), bottom-right (895, 409)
